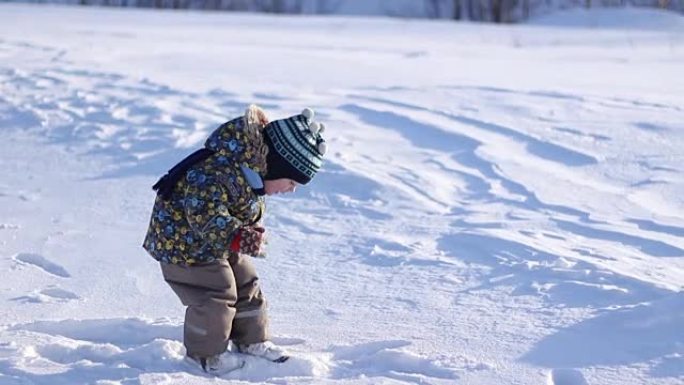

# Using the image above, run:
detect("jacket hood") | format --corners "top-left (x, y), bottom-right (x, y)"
top-left (204, 104), bottom-right (270, 175)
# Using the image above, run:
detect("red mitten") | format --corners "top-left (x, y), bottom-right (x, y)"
top-left (230, 226), bottom-right (265, 257)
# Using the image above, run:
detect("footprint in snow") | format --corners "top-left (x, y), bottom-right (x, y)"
top-left (548, 368), bottom-right (589, 385)
top-left (10, 286), bottom-right (79, 304)
top-left (12, 252), bottom-right (70, 278)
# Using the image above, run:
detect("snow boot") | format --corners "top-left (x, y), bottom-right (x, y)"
top-left (237, 340), bottom-right (290, 363)
top-left (186, 352), bottom-right (245, 375)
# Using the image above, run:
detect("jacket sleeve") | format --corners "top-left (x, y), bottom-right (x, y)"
top-left (184, 178), bottom-right (243, 254)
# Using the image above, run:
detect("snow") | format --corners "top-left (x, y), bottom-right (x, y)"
top-left (0, 3), bottom-right (683, 385)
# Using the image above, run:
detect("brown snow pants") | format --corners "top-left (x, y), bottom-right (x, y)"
top-left (161, 253), bottom-right (269, 358)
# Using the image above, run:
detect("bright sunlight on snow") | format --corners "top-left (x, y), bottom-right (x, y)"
top-left (0, 3), bottom-right (683, 385)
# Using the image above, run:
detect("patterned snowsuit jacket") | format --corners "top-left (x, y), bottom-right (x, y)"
top-left (143, 108), bottom-right (269, 265)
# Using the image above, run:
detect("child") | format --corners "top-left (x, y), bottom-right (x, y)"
top-left (142, 105), bottom-right (327, 374)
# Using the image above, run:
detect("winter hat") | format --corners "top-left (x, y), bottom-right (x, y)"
top-left (264, 108), bottom-right (327, 185)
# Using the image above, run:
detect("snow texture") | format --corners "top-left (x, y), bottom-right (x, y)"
top-left (0, 4), bottom-right (682, 385)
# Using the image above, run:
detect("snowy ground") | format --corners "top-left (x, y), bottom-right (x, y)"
top-left (0, 4), bottom-right (683, 385)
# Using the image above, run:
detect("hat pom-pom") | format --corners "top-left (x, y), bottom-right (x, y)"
top-left (309, 121), bottom-right (321, 135)
top-left (318, 141), bottom-right (328, 155)
top-left (302, 108), bottom-right (314, 122)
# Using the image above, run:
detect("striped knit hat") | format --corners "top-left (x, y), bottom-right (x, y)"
top-left (264, 108), bottom-right (327, 185)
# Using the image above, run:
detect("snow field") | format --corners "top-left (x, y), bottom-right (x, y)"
top-left (0, 4), bottom-right (683, 384)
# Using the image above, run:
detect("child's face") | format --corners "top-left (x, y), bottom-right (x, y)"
top-left (264, 178), bottom-right (298, 195)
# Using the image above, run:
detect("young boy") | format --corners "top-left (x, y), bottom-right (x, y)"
top-left (142, 105), bottom-right (327, 374)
